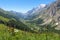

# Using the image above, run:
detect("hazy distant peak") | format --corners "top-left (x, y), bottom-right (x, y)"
top-left (35, 4), bottom-right (46, 11)
top-left (38, 4), bottom-right (46, 8)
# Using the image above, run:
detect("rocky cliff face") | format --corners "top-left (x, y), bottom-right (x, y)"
top-left (49, 0), bottom-right (60, 30)
top-left (26, 0), bottom-right (60, 30)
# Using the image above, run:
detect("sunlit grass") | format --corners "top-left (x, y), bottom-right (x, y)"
top-left (0, 24), bottom-right (60, 40)
top-left (0, 16), bottom-right (9, 22)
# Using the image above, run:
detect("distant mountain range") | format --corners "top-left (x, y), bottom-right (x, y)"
top-left (25, 4), bottom-right (47, 19)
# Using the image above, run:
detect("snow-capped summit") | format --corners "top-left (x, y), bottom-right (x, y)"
top-left (38, 4), bottom-right (46, 9)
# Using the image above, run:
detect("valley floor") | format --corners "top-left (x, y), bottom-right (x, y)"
top-left (0, 24), bottom-right (60, 40)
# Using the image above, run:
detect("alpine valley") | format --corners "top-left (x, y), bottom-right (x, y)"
top-left (0, 0), bottom-right (60, 40)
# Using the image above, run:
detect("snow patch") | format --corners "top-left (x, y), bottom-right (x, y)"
top-left (38, 4), bottom-right (46, 8)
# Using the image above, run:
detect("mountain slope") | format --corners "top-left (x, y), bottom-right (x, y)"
top-left (0, 8), bottom-right (34, 32)
top-left (25, 0), bottom-right (60, 31)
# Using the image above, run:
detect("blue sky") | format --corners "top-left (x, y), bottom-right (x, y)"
top-left (0, 0), bottom-right (56, 13)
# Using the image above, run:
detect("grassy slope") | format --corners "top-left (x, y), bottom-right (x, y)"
top-left (0, 24), bottom-right (60, 40)
top-left (0, 16), bottom-right (10, 22)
